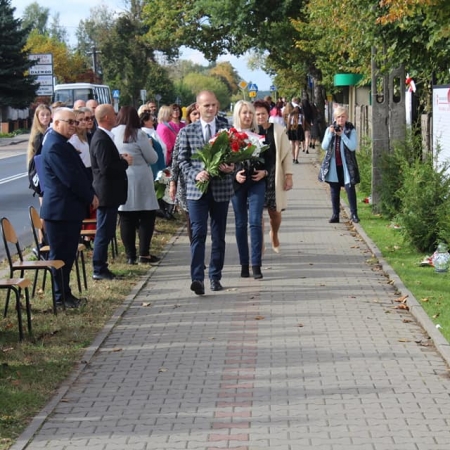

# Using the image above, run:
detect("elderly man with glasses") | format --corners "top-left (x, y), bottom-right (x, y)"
top-left (40, 107), bottom-right (98, 308)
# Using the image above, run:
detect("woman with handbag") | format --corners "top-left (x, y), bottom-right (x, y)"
top-left (319, 106), bottom-right (360, 224)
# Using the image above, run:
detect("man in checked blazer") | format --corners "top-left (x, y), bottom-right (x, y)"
top-left (178, 90), bottom-right (235, 295)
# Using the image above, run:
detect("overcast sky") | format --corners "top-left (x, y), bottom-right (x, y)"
top-left (11, 0), bottom-right (273, 91)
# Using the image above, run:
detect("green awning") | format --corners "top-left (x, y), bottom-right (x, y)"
top-left (334, 73), bottom-right (363, 86)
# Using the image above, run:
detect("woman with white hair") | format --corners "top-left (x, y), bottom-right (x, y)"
top-left (319, 106), bottom-right (360, 223)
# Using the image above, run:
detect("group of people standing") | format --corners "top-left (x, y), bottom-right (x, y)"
top-left (26, 100), bottom-right (166, 308)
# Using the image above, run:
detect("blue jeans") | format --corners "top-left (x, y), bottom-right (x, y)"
top-left (231, 181), bottom-right (265, 266)
top-left (187, 191), bottom-right (229, 282)
top-left (93, 206), bottom-right (118, 274)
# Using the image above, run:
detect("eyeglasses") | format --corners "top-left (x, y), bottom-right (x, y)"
top-left (84, 116), bottom-right (94, 122)
top-left (59, 119), bottom-right (79, 126)
top-left (78, 118), bottom-right (86, 122)
top-left (60, 119), bottom-right (79, 126)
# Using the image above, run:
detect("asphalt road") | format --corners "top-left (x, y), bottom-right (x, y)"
top-left (0, 139), bottom-right (40, 262)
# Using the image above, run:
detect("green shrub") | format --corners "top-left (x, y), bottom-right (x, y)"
top-left (397, 150), bottom-right (450, 252)
top-left (378, 133), bottom-right (422, 218)
top-left (356, 137), bottom-right (372, 196)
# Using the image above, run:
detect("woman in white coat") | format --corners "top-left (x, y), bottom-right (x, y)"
top-left (112, 106), bottom-right (159, 265)
top-left (255, 100), bottom-right (293, 253)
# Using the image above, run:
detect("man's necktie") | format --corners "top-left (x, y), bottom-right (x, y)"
top-left (205, 124), bottom-right (211, 142)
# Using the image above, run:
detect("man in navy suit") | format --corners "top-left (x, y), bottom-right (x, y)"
top-left (178, 90), bottom-right (234, 295)
top-left (90, 104), bottom-right (132, 280)
top-left (40, 108), bottom-right (98, 308)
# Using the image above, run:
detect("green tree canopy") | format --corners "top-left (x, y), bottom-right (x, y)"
top-left (0, 0), bottom-right (37, 109)
top-left (21, 1), bottom-right (49, 35)
top-left (181, 73), bottom-right (230, 109)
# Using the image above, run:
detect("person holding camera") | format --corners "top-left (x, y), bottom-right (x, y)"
top-left (319, 106), bottom-right (360, 223)
top-left (231, 100), bottom-right (268, 280)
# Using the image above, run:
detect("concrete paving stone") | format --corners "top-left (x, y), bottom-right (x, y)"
top-left (103, 444), bottom-right (147, 450)
top-left (373, 446), bottom-right (420, 450)
top-left (61, 444), bottom-right (105, 450)
top-left (334, 445), bottom-right (376, 450)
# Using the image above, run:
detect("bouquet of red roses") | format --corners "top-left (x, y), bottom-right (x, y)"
top-left (191, 127), bottom-right (268, 193)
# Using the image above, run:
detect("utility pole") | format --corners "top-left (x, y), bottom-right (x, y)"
top-left (87, 45), bottom-right (102, 82)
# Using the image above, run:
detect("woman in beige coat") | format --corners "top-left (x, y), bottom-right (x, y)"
top-left (254, 100), bottom-right (293, 253)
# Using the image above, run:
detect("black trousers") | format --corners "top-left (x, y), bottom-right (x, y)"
top-left (118, 210), bottom-right (156, 259)
top-left (45, 219), bottom-right (82, 301)
top-left (329, 165), bottom-right (358, 216)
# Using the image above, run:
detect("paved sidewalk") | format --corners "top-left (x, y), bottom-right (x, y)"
top-left (12, 153), bottom-right (450, 450)
top-left (0, 134), bottom-right (29, 160)
top-left (0, 134), bottom-right (29, 147)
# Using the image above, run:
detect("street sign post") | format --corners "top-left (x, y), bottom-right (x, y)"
top-left (248, 82), bottom-right (258, 100)
top-left (155, 93), bottom-right (162, 108)
top-left (29, 53), bottom-right (54, 96)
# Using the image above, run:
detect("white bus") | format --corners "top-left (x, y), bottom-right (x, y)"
top-left (52, 83), bottom-right (112, 107)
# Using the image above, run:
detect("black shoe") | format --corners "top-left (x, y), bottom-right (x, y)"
top-left (92, 269), bottom-right (116, 281)
top-left (139, 255), bottom-right (161, 264)
top-left (351, 214), bottom-right (360, 223)
top-left (241, 265), bottom-right (250, 278)
top-left (190, 280), bottom-right (205, 295)
top-left (127, 258), bottom-right (137, 265)
top-left (252, 265), bottom-right (263, 280)
top-left (56, 295), bottom-right (87, 309)
top-left (210, 280), bottom-right (223, 291)
top-left (329, 215), bottom-right (339, 223)
top-left (306, 150), bottom-right (309, 154)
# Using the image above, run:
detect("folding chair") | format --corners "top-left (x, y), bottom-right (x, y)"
top-left (1, 217), bottom-right (65, 315)
top-left (0, 278), bottom-right (32, 341)
top-left (29, 206), bottom-right (87, 293)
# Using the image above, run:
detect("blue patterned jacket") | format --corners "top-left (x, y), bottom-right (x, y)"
top-left (178, 119), bottom-right (234, 201)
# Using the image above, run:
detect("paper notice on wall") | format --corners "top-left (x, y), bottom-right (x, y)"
top-left (433, 85), bottom-right (450, 169)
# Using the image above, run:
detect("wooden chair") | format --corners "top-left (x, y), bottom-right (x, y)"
top-left (1, 217), bottom-right (65, 315)
top-left (81, 216), bottom-right (118, 259)
top-left (0, 278), bottom-right (32, 341)
top-left (29, 206), bottom-right (87, 294)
